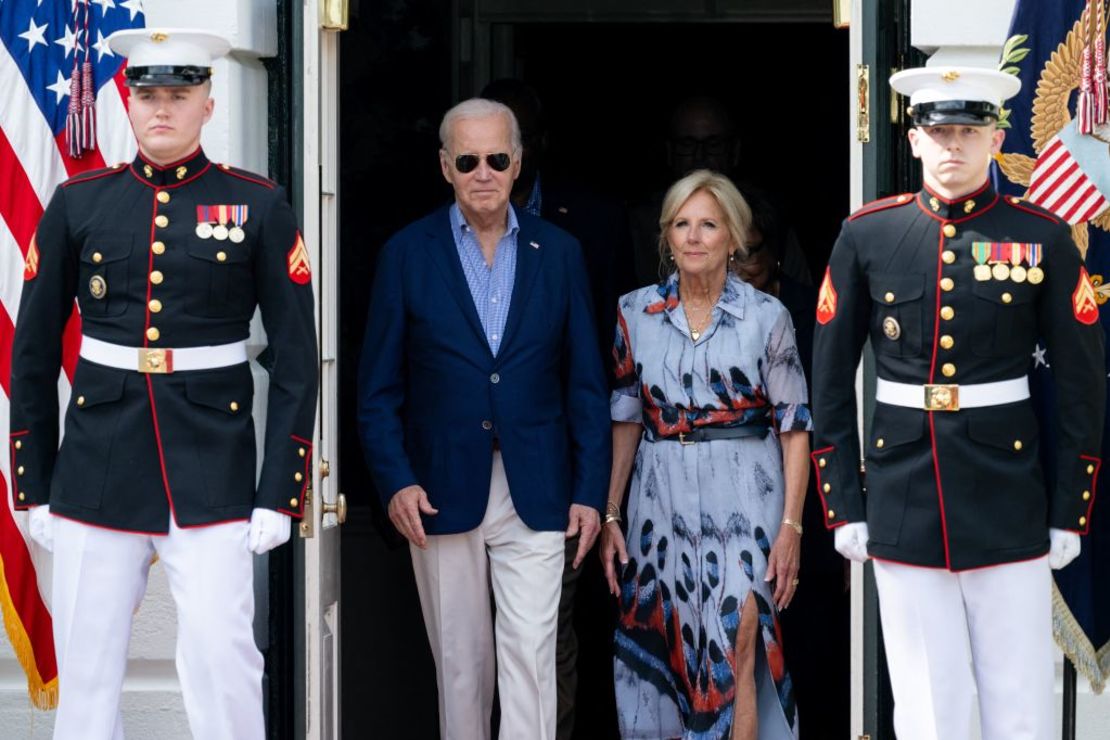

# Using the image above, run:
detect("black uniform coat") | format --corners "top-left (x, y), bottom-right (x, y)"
top-left (9, 148), bottom-right (318, 533)
top-left (812, 181), bottom-right (1105, 570)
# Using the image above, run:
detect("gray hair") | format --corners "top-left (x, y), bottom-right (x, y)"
top-left (439, 98), bottom-right (522, 153)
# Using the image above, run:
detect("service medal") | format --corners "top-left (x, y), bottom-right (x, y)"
top-left (1028, 266), bottom-right (1045, 284)
top-left (212, 204), bottom-right (230, 241)
top-left (229, 226), bottom-right (245, 243)
top-left (1011, 265), bottom-right (1027, 283)
top-left (1026, 244), bottom-right (1044, 285)
top-left (971, 242), bottom-right (991, 281)
top-left (212, 224), bottom-right (229, 241)
top-left (992, 263), bottom-right (1011, 281)
top-left (89, 275), bottom-right (107, 299)
top-left (974, 264), bottom-right (992, 281)
top-left (195, 222), bottom-right (214, 239)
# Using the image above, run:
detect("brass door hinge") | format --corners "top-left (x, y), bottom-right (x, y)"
top-left (857, 64), bottom-right (871, 143)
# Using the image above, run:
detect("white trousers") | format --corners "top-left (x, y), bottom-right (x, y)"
top-left (51, 516), bottom-right (264, 740)
top-left (873, 557), bottom-right (1055, 740)
top-left (409, 451), bottom-right (565, 740)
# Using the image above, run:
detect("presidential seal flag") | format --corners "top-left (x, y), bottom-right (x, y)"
top-left (996, 0), bottom-right (1110, 694)
top-left (0, 0), bottom-right (144, 708)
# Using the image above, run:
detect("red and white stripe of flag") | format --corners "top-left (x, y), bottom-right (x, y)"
top-left (1027, 135), bottom-right (1110, 224)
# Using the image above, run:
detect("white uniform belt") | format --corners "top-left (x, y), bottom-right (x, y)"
top-left (79, 335), bottom-right (248, 374)
top-left (876, 376), bottom-right (1029, 411)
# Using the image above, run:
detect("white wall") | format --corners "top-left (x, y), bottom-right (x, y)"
top-left (910, 1), bottom-right (1110, 737)
top-left (0, 1), bottom-right (277, 736)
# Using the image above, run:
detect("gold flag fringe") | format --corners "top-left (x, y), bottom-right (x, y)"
top-left (1052, 580), bottom-right (1108, 694)
top-left (0, 552), bottom-right (58, 710)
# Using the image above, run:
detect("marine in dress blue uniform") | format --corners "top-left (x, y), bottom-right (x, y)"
top-left (8, 29), bottom-right (316, 740)
top-left (812, 67), bottom-right (1105, 740)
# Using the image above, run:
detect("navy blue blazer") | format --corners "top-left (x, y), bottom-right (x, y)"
top-left (357, 205), bottom-right (611, 535)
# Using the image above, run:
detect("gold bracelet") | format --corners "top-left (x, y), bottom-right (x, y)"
top-left (782, 517), bottom-right (803, 535)
top-left (604, 513), bottom-right (622, 525)
top-left (604, 501), bottom-right (622, 525)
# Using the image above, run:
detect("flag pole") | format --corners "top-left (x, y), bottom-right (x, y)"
top-left (1062, 659), bottom-right (1077, 740)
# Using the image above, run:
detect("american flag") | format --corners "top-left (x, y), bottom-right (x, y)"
top-left (0, 0), bottom-right (143, 708)
top-left (1026, 118), bottom-right (1110, 224)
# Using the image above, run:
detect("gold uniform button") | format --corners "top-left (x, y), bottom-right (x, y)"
top-left (150, 270), bottom-right (164, 284)
top-left (823, 482), bottom-right (831, 493)
top-left (152, 241), bottom-right (166, 255)
top-left (884, 292), bottom-right (895, 303)
top-left (1013, 440), bottom-right (1023, 451)
top-left (295, 472), bottom-right (304, 483)
top-left (92, 251), bottom-right (103, 263)
top-left (298, 447), bottom-right (306, 458)
top-left (17, 466), bottom-right (24, 475)
top-left (149, 299), bottom-right (162, 313)
top-left (827, 509), bottom-right (836, 519)
top-left (155, 215), bottom-right (169, 228)
top-left (941, 363), bottom-right (956, 377)
top-left (157, 191), bottom-right (171, 204)
top-left (942, 224), bottom-right (957, 238)
top-left (818, 458), bottom-right (827, 468)
top-left (14, 440), bottom-right (22, 450)
top-left (940, 306), bottom-right (955, 320)
top-left (229, 401), bottom-right (240, 412)
top-left (216, 251), bottom-right (227, 262)
top-left (940, 335), bottom-right (954, 349)
top-left (1088, 464), bottom-right (1096, 475)
top-left (942, 250), bottom-right (956, 264)
top-left (1002, 292), bottom-right (1013, 304)
top-left (76, 396), bottom-right (85, 406)
top-left (1083, 490), bottom-right (1091, 501)
top-left (876, 438), bottom-right (885, 449)
top-left (146, 327), bottom-right (160, 341)
top-left (289, 498), bottom-right (299, 508)
top-left (18, 493), bottom-right (25, 502)
top-left (1079, 516), bottom-right (1088, 527)
top-left (940, 277), bottom-right (954, 292)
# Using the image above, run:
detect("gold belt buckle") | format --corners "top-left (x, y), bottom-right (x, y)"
top-left (924, 384), bottom-right (959, 412)
top-left (677, 431), bottom-right (696, 446)
top-left (138, 348), bottom-right (173, 374)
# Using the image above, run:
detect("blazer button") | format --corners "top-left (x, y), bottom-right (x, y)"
top-left (942, 224), bottom-right (957, 238)
top-left (1083, 490), bottom-right (1091, 501)
top-left (289, 498), bottom-right (299, 508)
top-left (818, 457), bottom-right (826, 468)
top-left (14, 440), bottom-right (21, 450)
top-left (490, 373), bottom-right (500, 384)
top-left (1088, 464), bottom-right (1096, 475)
top-left (827, 509), bottom-right (836, 519)
top-left (1079, 516), bottom-right (1087, 527)
top-left (18, 492), bottom-right (25, 502)
top-left (481, 420), bottom-right (493, 431)
top-left (295, 472), bottom-right (304, 483)
top-left (823, 482), bottom-right (831, 493)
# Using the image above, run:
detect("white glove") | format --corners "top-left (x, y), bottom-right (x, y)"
top-left (834, 522), bottom-right (870, 563)
top-left (28, 505), bottom-right (55, 552)
top-left (1048, 528), bottom-right (1081, 570)
top-left (247, 508), bottom-right (292, 554)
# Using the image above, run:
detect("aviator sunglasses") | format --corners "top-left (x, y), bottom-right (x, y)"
top-left (454, 152), bottom-right (512, 173)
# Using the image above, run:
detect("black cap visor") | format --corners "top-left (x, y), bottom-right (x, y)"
top-left (125, 65), bottom-right (212, 88)
top-left (911, 100), bottom-right (999, 126)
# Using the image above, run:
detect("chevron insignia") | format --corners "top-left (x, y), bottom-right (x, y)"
top-left (1073, 267), bottom-right (1099, 325)
top-left (23, 236), bottom-right (39, 281)
top-left (287, 233), bottom-right (311, 285)
top-left (816, 266), bottom-right (837, 325)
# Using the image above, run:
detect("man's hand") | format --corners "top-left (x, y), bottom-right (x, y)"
top-left (1048, 528), bottom-right (1081, 570)
top-left (28, 505), bottom-right (54, 552)
top-left (388, 485), bottom-right (438, 549)
top-left (248, 508), bottom-right (293, 554)
top-left (566, 503), bottom-right (600, 569)
top-left (834, 522), bottom-right (870, 563)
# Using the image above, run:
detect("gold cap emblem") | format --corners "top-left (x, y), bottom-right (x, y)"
top-left (151, 32), bottom-right (169, 42)
top-left (941, 70), bottom-right (960, 82)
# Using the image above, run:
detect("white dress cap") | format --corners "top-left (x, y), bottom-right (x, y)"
top-left (107, 28), bottom-right (231, 87)
top-left (889, 67), bottom-right (1021, 125)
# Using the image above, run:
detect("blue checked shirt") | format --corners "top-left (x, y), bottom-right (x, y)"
top-left (449, 203), bottom-right (519, 356)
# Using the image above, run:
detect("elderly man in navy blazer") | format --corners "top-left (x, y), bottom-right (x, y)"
top-left (358, 98), bottom-right (611, 740)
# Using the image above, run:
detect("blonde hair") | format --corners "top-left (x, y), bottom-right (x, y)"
top-left (658, 170), bottom-right (753, 275)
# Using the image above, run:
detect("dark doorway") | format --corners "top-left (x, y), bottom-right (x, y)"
top-left (337, 5), bottom-right (850, 738)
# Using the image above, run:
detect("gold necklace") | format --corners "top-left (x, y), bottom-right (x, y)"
top-left (681, 283), bottom-right (720, 342)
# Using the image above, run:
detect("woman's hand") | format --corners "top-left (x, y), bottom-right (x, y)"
top-left (600, 521), bottom-right (630, 597)
top-left (765, 524), bottom-right (801, 610)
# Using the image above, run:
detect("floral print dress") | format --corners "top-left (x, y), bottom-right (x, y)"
top-left (610, 273), bottom-right (811, 740)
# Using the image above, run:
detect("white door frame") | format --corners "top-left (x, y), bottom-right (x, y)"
top-left (300, 2), bottom-right (343, 737)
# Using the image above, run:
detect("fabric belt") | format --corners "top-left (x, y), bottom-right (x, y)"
top-left (876, 376), bottom-right (1029, 412)
top-left (79, 335), bottom-right (249, 374)
top-left (647, 424), bottom-right (771, 444)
